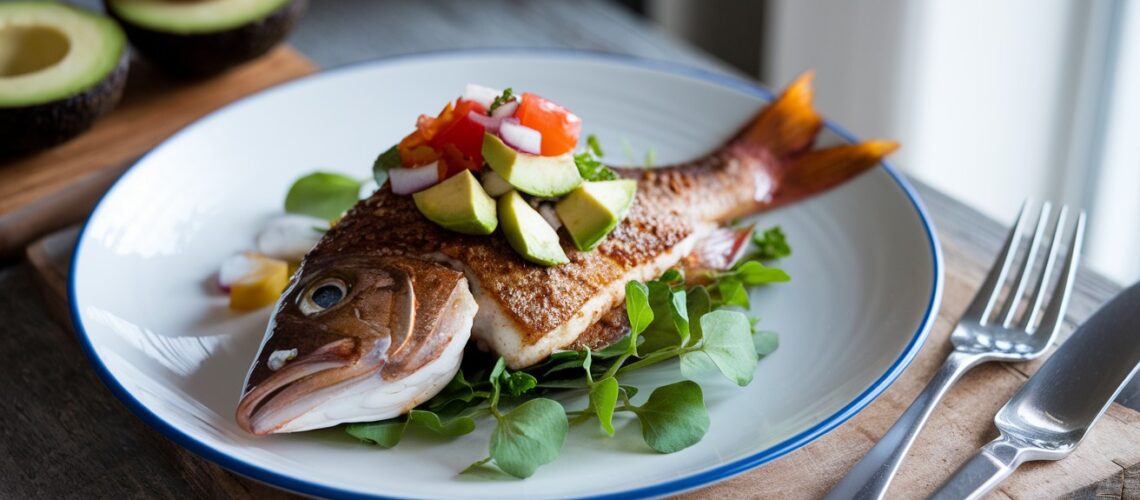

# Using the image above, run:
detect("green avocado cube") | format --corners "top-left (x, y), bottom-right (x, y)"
top-left (482, 133), bottom-right (582, 198)
top-left (413, 170), bottom-right (498, 235)
top-left (499, 190), bottom-right (569, 266)
top-left (555, 180), bottom-right (637, 251)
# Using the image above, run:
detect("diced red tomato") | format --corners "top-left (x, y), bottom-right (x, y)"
top-left (514, 92), bottom-right (581, 156)
top-left (429, 100), bottom-right (487, 167)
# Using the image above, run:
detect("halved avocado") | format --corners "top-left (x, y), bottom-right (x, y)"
top-left (0, 2), bottom-right (129, 156)
top-left (104, 0), bottom-right (307, 77)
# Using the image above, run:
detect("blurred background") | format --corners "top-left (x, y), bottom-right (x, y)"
top-left (56, 0), bottom-right (1138, 286)
top-left (637, 0), bottom-right (1138, 286)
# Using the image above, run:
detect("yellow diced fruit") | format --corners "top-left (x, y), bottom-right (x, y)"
top-left (229, 256), bottom-right (289, 310)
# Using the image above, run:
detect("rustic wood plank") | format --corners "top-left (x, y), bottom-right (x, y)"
top-left (0, 47), bottom-right (316, 259)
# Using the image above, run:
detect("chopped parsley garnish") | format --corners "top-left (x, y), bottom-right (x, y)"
top-left (574, 135), bottom-right (618, 181)
top-left (750, 225), bottom-right (791, 261)
top-left (488, 87), bottom-right (515, 115)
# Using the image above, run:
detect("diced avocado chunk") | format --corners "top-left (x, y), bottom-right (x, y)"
top-left (555, 180), bottom-right (637, 251)
top-left (498, 190), bottom-right (569, 266)
top-left (413, 170), bottom-right (498, 235)
top-left (480, 170), bottom-right (513, 197)
top-left (482, 133), bottom-right (582, 197)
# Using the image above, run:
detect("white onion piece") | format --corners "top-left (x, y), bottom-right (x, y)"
top-left (491, 100), bottom-right (519, 119)
top-left (499, 119), bottom-right (542, 155)
top-left (462, 84), bottom-right (502, 109)
top-left (538, 203), bottom-right (562, 230)
top-left (256, 214), bottom-right (326, 262)
top-left (466, 110), bottom-right (500, 133)
top-left (218, 253), bottom-right (260, 292)
top-left (389, 162), bottom-right (440, 195)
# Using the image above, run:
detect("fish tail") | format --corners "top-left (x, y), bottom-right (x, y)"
top-left (733, 71), bottom-right (823, 158)
top-left (769, 140), bottom-right (900, 209)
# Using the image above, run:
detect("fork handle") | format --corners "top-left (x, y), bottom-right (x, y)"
top-left (825, 350), bottom-right (985, 500)
top-left (929, 435), bottom-right (1028, 500)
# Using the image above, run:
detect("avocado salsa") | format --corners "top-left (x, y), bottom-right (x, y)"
top-left (378, 84), bottom-right (637, 267)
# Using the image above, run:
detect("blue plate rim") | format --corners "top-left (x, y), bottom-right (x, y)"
top-left (68, 47), bottom-right (944, 499)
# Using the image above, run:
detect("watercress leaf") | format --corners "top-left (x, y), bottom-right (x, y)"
top-left (549, 351), bottom-right (581, 361)
top-left (586, 134), bottom-right (604, 157)
top-left (658, 268), bottom-right (684, 286)
top-left (589, 377), bottom-right (620, 436)
top-left (345, 419), bottom-right (406, 448)
top-left (619, 385), bottom-right (639, 399)
top-left (699, 310), bottom-right (759, 386)
top-left (372, 145), bottom-right (401, 186)
top-left (752, 225), bottom-right (791, 260)
top-left (636, 281), bottom-right (682, 354)
top-left (542, 358), bottom-right (586, 377)
top-left (754, 330), bottom-right (780, 356)
top-left (284, 172), bottom-right (363, 220)
top-left (734, 261), bottom-right (791, 285)
top-left (406, 410), bottom-right (476, 437)
top-left (625, 281), bottom-right (654, 341)
top-left (670, 289), bottom-right (690, 346)
top-left (427, 370), bottom-right (476, 411)
top-left (716, 278), bottom-right (749, 308)
top-left (581, 346), bottom-right (593, 374)
top-left (503, 371), bottom-right (538, 397)
top-left (632, 381), bottom-right (709, 453)
top-left (686, 286), bottom-right (712, 345)
top-left (595, 335), bottom-right (631, 359)
top-left (490, 398), bottom-right (568, 478)
top-left (490, 358), bottom-right (506, 388)
top-left (678, 350), bottom-right (720, 380)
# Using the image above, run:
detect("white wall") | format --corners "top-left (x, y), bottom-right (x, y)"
top-left (760, 0), bottom-right (1136, 285)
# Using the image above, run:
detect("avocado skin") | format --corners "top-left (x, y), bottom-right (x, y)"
top-left (105, 0), bottom-right (307, 77)
top-left (0, 49), bottom-right (130, 157)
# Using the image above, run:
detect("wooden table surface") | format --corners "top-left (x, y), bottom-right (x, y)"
top-left (3, 1), bottom-right (1133, 498)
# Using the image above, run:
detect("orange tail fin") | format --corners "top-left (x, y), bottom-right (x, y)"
top-left (735, 72), bottom-right (823, 158)
top-left (771, 140), bottom-right (900, 208)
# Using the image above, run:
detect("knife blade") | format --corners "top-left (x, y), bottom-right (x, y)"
top-left (930, 281), bottom-right (1140, 500)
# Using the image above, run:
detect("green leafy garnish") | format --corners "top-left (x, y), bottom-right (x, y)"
top-left (693, 311), bottom-right (758, 385)
top-left (586, 134), bottom-right (604, 156)
top-left (346, 410), bottom-right (475, 448)
top-left (488, 87), bottom-right (514, 114)
top-left (489, 398), bottom-right (567, 478)
top-left (284, 172), bottom-right (362, 220)
top-left (347, 224), bottom-right (794, 479)
top-left (751, 225), bottom-right (791, 260)
top-left (574, 151), bottom-right (619, 181)
top-left (372, 145), bottom-right (402, 186)
top-left (589, 377), bottom-right (620, 436)
top-left (631, 381), bottom-right (709, 453)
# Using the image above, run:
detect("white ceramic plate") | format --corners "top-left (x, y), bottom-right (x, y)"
top-left (71, 50), bottom-right (942, 498)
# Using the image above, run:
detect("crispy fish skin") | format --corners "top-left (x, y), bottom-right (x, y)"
top-left (236, 73), bottom-right (898, 434)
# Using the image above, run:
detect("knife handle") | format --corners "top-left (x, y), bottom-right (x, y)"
top-left (929, 435), bottom-right (1028, 500)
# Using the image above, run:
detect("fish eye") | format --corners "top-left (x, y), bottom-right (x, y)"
top-left (300, 278), bottom-right (348, 315)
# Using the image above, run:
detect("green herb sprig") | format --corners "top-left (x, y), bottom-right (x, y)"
top-left (574, 134), bottom-right (619, 181)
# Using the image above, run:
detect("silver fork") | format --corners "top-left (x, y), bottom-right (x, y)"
top-left (825, 200), bottom-right (1086, 500)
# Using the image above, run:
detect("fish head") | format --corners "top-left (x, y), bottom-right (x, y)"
top-left (236, 254), bottom-right (476, 435)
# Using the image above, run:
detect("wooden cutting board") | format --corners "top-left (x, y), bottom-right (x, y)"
top-left (25, 223), bottom-right (1140, 499)
top-left (0, 47), bottom-right (316, 260)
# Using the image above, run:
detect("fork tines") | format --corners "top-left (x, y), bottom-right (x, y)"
top-left (965, 200), bottom-right (1086, 335)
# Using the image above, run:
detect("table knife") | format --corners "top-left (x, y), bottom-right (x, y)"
top-left (930, 281), bottom-right (1140, 500)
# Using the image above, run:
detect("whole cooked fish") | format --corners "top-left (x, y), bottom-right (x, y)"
top-left (236, 74), bottom-right (897, 435)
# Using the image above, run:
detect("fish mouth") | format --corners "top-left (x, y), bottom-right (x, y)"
top-left (236, 337), bottom-right (388, 435)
